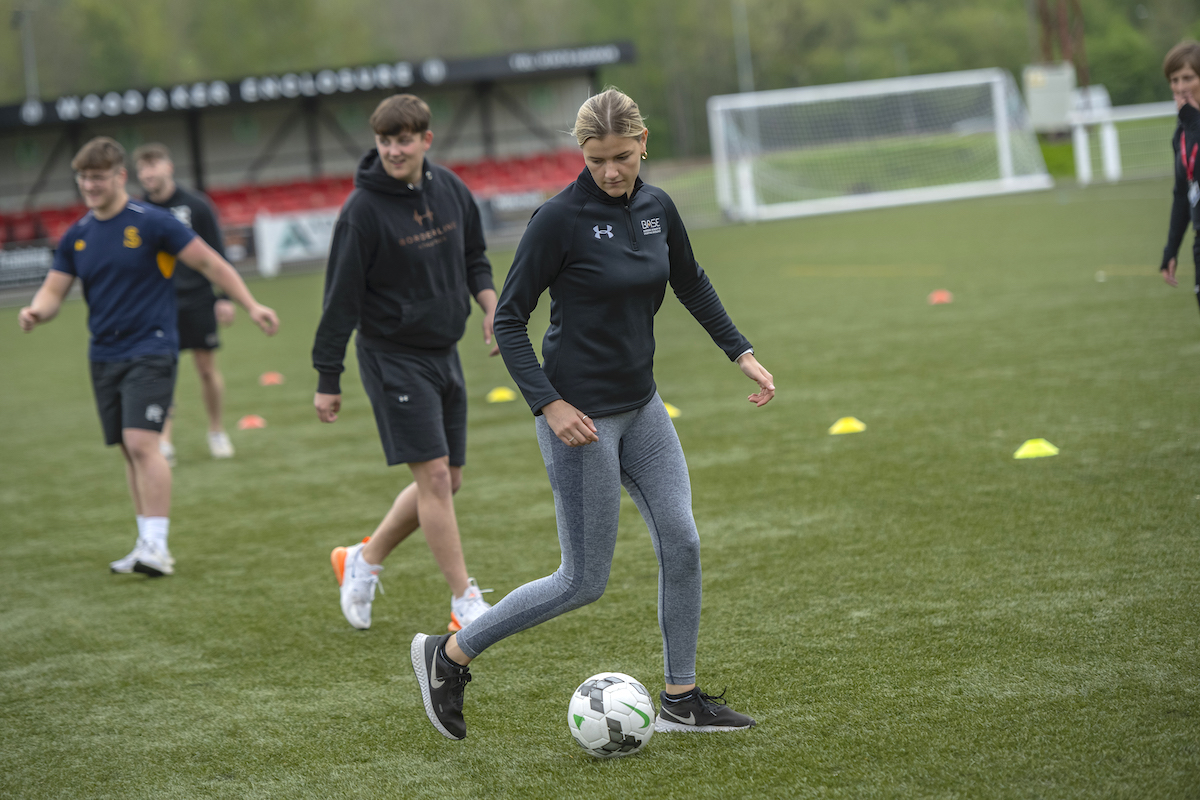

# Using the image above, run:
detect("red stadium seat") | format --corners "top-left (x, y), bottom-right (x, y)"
top-left (7, 212), bottom-right (43, 244)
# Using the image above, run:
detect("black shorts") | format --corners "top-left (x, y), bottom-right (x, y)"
top-left (356, 343), bottom-right (468, 467)
top-left (90, 354), bottom-right (178, 446)
top-left (178, 300), bottom-right (220, 351)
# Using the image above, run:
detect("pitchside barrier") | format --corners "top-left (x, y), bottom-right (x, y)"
top-left (1068, 102), bottom-right (1178, 185)
top-left (707, 69), bottom-right (1054, 222)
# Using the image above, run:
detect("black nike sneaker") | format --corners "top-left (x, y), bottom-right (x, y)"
top-left (411, 633), bottom-right (472, 740)
top-left (655, 688), bottom-right (756, 732)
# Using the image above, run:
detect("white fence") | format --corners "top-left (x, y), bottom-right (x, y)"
top-left (1068, 102), bottom-right (1178, 185)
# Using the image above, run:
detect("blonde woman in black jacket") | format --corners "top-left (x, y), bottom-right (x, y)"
top-left (411, 88), bottom-right (774, 742)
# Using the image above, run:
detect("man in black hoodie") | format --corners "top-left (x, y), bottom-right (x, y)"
top-left (312, 94), bottom-right (497, 633)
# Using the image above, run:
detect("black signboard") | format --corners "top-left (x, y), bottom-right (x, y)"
top-left (0, 42), bottom-right (635, 131)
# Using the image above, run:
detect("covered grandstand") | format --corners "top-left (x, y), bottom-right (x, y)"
top-left (0, 42), bottom-right (634, 281)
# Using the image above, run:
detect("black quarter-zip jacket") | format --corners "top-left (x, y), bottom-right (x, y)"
top-left (1161, 103), bottom-right (1200, 271)
top-left (312, 150), bottom-right (493, 394)
top-left (494, 166), bottom-right (751, 418)
top-left (145, 184), bottom-right (227, 307)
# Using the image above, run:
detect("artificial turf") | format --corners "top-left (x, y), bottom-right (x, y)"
top-left (1, 178), bottom-right (1197, 799)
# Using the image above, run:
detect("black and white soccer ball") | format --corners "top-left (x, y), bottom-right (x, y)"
top-left (567, 672), bottom-right (655, 758)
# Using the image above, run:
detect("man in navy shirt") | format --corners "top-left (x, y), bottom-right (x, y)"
top-left (18, 137), bottom-right (279, 576)
top-left (135, 143), bottom-right (237, 464)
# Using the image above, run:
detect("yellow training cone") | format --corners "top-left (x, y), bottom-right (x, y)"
top-left (663, 401), bottom-right (682, 419)
top-left (1014, 438), bottom-right (1059, 459)
top-left (486, 386), bottom-right (517, 403)
top-left (829, 417), bottom-right (866, 435)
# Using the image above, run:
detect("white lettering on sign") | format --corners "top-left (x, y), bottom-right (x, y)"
top-left (509, 45), bottom-right (622, 73)
top-left (81, 94), bottom-right (102, 118)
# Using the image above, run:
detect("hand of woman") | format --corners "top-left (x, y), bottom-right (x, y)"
top-left (1163, 258), bottom-right (1179, 287)
top-left (542, 399), bottom-right (599, 446)
top-left (737, 353), bottom-right (775, 407)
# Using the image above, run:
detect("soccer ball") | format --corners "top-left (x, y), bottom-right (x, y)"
top-left (567, 672), bottom-right (655, 758)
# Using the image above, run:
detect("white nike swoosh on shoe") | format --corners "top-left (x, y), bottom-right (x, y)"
top-left (429, 653), bottom-right (445, 689)
top-left (663, 709), bottom-right (696, 725)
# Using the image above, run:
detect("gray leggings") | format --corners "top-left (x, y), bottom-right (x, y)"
top-left (456, 395), bottom-right (701, 684)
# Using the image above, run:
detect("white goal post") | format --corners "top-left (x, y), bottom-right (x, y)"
top-left (707, 69), bottom-right (1053, 221)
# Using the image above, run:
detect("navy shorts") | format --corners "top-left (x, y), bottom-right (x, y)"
top-left (90, 354), bottom-right (178, 446)
top-left (356, 343), bottom-right (468, 467)
top-left (177, 300), bottom-right (220, 351)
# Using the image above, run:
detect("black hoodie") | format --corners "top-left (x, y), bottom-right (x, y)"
top-left (312, 150), bottom-right (493, 394)
top-left (494, 166), bottom-right (751, 419)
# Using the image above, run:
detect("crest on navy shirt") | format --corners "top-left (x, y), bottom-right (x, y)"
top-left (170, 204), bottom-right (194, 229)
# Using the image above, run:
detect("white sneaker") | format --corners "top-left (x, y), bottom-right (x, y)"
top-left (448, 578), bottom-right (493, 632)
top-left (159, 441), bottom-right (176, 468)
top-left (110, 539), bottom-right (144, 573)
top-left (331, 541), bottom-right (383, 630)
top-left (133, 542), bottom-right (175, 577)
top-left (208, 431), bottom-right (235, 459)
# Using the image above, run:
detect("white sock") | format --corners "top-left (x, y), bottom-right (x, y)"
top-left (136, 515), bottom-right (146, 540)
top-left (143, 517), bottom-right (169, 550)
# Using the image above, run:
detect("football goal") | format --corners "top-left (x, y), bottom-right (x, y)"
top-left (707, 69), bottom-right (1053, 221)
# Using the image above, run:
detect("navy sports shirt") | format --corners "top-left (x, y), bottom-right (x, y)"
top-left (52, 201), bottom-right (197, 361)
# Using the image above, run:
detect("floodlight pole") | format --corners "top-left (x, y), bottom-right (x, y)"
top-left (729, 0), bottom-right (760, 219)
top-left (13, 7), bottom-right (39, 103)
top-left (731, 0), bottom-right (755, 94)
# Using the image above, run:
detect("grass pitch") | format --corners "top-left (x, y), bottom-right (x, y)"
top-left (1, 179), bottom-right (1197, 799)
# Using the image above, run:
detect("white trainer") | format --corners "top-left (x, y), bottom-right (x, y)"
top-left (159, 440), bottom-right (177, 468)
top-left (208, 431), bottom-right (235, 459)
top-left (110, 539), bottom-right (144, 573)
top-left (133, 543), bottom-right (175, 577)
top-left (331, 542), bottom-right (383, 630)
top-left (448, 578), bottom-right (493, 632)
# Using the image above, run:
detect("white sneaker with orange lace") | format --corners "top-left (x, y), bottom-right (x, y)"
top-left (331, 540), bottom-right (383, 630)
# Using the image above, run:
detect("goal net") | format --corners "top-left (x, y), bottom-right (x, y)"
top-left (707, 69), bottom-right (1053, 221)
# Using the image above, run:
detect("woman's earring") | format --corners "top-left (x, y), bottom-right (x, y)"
top-left (641, 150), bottom-right (647, 160)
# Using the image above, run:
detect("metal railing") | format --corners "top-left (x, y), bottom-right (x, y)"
top-left (1069, 101), bottom-right (1177, 185)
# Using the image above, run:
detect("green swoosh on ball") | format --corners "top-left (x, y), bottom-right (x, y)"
top-left (622, 703), bottom-right (650, 728)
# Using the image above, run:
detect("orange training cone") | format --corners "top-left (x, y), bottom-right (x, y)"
top-left (238, 414), bottom-right (267, 430)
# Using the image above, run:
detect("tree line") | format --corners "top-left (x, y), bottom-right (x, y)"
top-left (2, 0), bottom-right (1197, 157)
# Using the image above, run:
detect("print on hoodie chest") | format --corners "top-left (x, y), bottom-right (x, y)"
top-left (398, 204), bottom-right (458, 251)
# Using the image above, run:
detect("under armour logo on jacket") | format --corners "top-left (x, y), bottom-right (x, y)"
top-left (593, 224), bottom-right (613, 239)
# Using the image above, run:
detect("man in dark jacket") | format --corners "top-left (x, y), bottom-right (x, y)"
top-left (135, 143), bottom-right (236, 464)
top-left (313, 94), bottom-right (498, 632)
